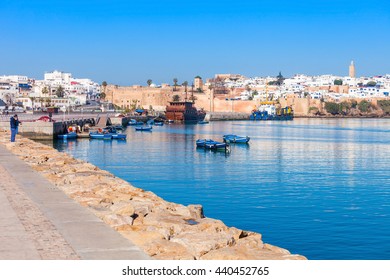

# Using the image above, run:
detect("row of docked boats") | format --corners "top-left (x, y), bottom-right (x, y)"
top-left (196, 134), bottom-right (250, 151)
top-left (57, 119), bottom-right (163, 140)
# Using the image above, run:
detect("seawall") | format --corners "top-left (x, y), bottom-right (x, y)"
top-left (0, 130), bottom-right (306, 260)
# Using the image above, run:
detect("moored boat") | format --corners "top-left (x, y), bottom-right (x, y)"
top-left (57, 132), bottom-right (78, 139)
top-left (89, 131), bottom-right (113, 139)
top-left (111, 133), bottom-right (127, 140)
top-left (128, 119), bottom-right (137, 126)
top-left (135, 125), bottom-right (153, 131)
top-left (165, 101), bottom-right (206, 123)
top-left (196, 139), bottom-right (229, 150)
top-left (223, 134), bottom-right (250, 143)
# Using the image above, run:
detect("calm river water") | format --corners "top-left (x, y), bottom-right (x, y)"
top-left (47, 118), bottom-right (390, 260)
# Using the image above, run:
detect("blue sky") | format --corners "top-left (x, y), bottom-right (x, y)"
top-left (1, 0), bottom-right (389, 85)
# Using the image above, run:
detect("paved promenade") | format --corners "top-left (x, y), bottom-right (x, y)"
top-left (0, 143), bottom-right (150, 260)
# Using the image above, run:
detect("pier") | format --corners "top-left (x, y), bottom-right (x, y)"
top-left (0, 112), bottom-right (149, 139)
top-left (0, 142), bottom-right (150, 259)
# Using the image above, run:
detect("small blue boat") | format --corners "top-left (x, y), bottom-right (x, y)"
top-left (196, 139), bottom-right (229, 150)
top-left (111, 133), bottom-right (127, 140)
top-left (135, 125), bottom-right (153, 131)
top-left (154, 122), bottom-right (164, 126)
top-left (128, 119), bottom-right (137, 126)
top-left (58, 132), bottom-right (78, 139)
top-left (89, 131), bottom-right (113, 139)
top-left (223, 134), bottom-right (250, 144)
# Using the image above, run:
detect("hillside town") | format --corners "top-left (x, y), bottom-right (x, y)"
top-left (1, 62), bottom-right (390, 117)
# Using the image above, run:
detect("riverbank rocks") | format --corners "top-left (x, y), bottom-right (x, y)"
top-left (0, 132), bottom-right (306, 260)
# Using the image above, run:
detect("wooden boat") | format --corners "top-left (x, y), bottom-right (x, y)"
top-left (57, 132), bottom-right (77, 139)
top-left (135, 125), bottom-right (153, 131)
top-left (165, 101), bottom-right (206, 123)
top-left (196, 139), bottom-right (229, 150)
top-left (223, 134), bottom-right (250, 143)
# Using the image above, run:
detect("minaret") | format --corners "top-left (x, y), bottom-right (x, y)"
top-left (349, 60), bottom-right (355, 78)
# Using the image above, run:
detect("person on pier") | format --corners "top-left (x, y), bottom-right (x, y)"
top-left (10, 114), bottom-right (22, 142)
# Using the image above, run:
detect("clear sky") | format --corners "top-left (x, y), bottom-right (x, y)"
top-left (1, 0), bottom-right (389, 85)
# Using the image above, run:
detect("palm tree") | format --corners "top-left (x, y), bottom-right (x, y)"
top-left (101, 81), bottom-right (107, 96)
top-left (41, 86), bottom-right (49, 96)
top-left (147, 79), bottom-right (152, 87)
top-left (173, 78), bottom-right (178, 91)
top-left (182, 81), bottom-right (188, 101)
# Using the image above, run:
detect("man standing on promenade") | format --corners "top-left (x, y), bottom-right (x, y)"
top-left (10, 114), bottom-right (21, 142)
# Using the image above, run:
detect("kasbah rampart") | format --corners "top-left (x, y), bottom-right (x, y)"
top-left (103, 74), bottom-right (390, 118)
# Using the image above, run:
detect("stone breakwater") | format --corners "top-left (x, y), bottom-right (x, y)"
top-left (0, 131), bottom-right (306, 260)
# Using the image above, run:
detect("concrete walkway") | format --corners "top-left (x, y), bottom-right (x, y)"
top-left (0, 143), bottom-right (150, 260)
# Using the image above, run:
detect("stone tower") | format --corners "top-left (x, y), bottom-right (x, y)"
top-left (349, 61), bottom-right (356, 78)
top-left (194, 76), bottom-right (203, 91)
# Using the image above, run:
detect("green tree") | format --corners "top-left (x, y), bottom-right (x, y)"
top-left (147, 79), bottom-right (153, 87)
top-left (173, 78), bottom-right (178, 91)
top-left (340, 101), bottom-right (351, 115)
top-left (182, 81), bottom-right (188, 93)
top-left (55, 86), bottom-right (65, 98)
top-left (101, 81), bottom-right (108, 100)
top-left (172, 94), bottom-right (180, 101)
top-left (358, 100), bottom-right (371, 112)
top-left (41, 86), bottom-right (49, 96)
top-left (102, 81), bottom-right (107, 91)
top-left (334, 79), bottom-right (343, 86)
top-left (325, 102), bottom-right (341, 115)
top-left (377, 100), bottom-right (390, 115)
top-left (366, 81), bottom-right (377, 87)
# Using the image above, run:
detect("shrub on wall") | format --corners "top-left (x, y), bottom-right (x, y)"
top-left (324, 102), bottom-right (341, 115)
top-left (377, 100), bottom-right (390, 114)
top-left (358, 100), bottom-right (371, 112)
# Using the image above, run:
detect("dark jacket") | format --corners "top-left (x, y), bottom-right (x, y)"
top-left (10, 117), bottom-right (21, 129)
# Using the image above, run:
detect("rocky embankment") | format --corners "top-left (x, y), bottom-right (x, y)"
top-left (0, 131), bottom-right (306, 260)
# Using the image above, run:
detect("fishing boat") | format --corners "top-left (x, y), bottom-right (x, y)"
top-left (135, 125), bottom-right (153, 131)
top-left (223, 134), bottom-right (250, 143)
top-left (196, 139), bottom-right (229, 150)
top-left (57, 132), bottom-right (78, 139)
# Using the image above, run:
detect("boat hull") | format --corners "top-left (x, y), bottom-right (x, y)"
top-left (223, 134), bottom-right (250, 143)
top-left (57, 132), bottom-right (77, 139)
top-left (196, 139), bottom-right (229, 150)
top-left (135, 125), bottom-right (153, 131)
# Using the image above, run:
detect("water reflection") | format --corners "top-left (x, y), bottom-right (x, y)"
top-left (45, 118), bottom-right (390, 260)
